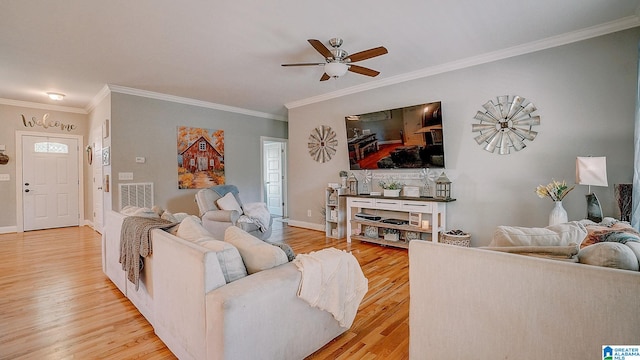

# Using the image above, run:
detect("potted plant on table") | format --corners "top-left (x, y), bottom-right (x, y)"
top-left (379, 178), bottom-right (404, 197)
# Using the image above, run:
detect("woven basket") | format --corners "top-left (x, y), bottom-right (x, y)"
top-left (440, 233), bottom-right (471, 247)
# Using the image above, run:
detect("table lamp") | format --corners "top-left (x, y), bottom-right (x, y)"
top-left (575, 156), bottom-right (608, 223)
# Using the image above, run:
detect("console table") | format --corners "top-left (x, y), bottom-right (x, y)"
top-left (345, 195), bottom-right (455, 249)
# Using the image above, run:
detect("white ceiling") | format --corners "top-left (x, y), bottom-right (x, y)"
top-left (1, 1), bottom-right (639, 119)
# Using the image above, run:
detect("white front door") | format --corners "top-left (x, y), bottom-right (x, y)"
top-left (91, 127), bottom-right (104, 233)
top-left (22, 135), bottom-right (79, 231)
top-left (264, 142), bottom-right (283, 216)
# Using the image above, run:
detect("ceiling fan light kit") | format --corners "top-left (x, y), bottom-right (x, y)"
top-left (325, 62), bottom-right (349, 78)
top-left (282, 38), bottom-right (387, 81)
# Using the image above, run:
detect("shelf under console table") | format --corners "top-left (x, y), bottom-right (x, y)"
top-left (345, 195), bottom-right (455, 249)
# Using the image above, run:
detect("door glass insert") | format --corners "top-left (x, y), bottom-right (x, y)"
top-left (34, 142), bottom-right (69, 153)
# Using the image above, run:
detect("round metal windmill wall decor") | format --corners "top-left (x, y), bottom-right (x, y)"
top-left (471, 95), bottom-right (540, 155)
top-left (308, 125), bottom-right (338, 163)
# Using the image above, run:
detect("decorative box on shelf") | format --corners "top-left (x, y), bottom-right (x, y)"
top-left (403, 186), bottom-right (420, 197)
top-left (383, 229), bottom-right (400, 241)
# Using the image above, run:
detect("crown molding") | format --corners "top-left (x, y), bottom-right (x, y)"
top-left (0, 98), bottom-right (87, 114)
top-left (107, 85), bottom-right (287, 122)
top-left (85, 84), bottom-right (111, 113)
top-left (285, 15), bottom-right (640, 110)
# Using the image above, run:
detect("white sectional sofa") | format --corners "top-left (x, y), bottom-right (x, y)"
top-left (408, 241), bottom-right (640, 360)
top-left (103, 210), bottom-right (350, 360)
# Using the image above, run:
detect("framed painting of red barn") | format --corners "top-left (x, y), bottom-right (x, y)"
top-left (177, 126), bottom-right (225, 189)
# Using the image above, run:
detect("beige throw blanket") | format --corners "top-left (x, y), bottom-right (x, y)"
top-left (293, 248), bottom-right (368, 328)
top-left (119, 216), bottom-right (176, 290)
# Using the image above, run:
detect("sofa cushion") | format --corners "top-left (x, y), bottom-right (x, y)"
top-left (490, 222), bottom-right (587, 247)
top-left (224, 226), bottom-right (287, 274)
top-left (578, 242), bottom-right (639, 271)
top-left (177, 216), bottom-right (216, 241)
top-left (120, 206), bottom-right (160, 218)
top-left (196, 237), bottom-right (248, 283)
top-left (217, 192), bottom-right (243, 214)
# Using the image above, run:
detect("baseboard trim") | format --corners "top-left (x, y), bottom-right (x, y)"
top-left (0, 226), bottom-right (18, 234)
top-left (286, 220), bottom-right (325, 232)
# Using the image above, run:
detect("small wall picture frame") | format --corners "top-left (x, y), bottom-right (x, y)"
top-left (102, 146), bottom-right (111, 165)
top-left (103, 119), bottom-right (110, 138)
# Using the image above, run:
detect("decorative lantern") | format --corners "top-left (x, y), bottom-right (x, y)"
top-left (347, 173), bottom-right (359, 195)
top-left (435, 172), bottom-right (452, 200)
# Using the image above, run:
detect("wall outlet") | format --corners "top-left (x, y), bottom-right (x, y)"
top-left (0, 174), bottom-right (9, 181)
top-left (307, 209), bottom-right (312, 217)
top-left (135, 157), bottom-right (146, 163)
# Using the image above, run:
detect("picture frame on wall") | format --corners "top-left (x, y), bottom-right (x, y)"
top-left (102, 146), bottom-right (110, 165)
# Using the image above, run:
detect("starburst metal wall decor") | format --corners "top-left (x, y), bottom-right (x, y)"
top-left (308, 125), bottom-right (338, 163)
top-left (471, 95), bottom-right (540, 155)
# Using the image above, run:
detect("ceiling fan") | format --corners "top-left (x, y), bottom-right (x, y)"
top-left (282, 38), bottom-right (388, 81)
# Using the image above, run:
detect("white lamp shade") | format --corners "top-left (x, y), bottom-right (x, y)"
top-left (576, 156), bottom-right (608, 187)
top-left (324, 62), bottom-right (348, 78)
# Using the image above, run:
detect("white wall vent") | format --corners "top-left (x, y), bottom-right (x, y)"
top-left (119, 182), bottom-right (154, 210)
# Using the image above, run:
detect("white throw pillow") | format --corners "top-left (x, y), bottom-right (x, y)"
top-left (224, 226), bottom-right (287, 274)
top-left (177, 216), bottom-right (215, 241)
top-left (578, 242), bottom-right (639, 271)
top-left (196, 237), bottom-right (248, 283)
top-left (490, 221), bottom-right (587, 247)
top-left (216, 192), bottom-right (243, 214)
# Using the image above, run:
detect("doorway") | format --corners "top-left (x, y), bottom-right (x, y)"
top-left (16, 131), bottom-right (84, 232)
top-left (90, 126), bottom-right (104, 233)
top-left (261, 137), bottom-right (287, 217)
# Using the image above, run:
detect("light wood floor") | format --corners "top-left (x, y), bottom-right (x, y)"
top-left (0, 221), bottom-right (409, 359)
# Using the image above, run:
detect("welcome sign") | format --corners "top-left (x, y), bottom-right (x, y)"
top-left (21, 113), bottom-right (76, 132)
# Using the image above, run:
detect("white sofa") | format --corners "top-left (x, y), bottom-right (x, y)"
top-left (408, 241), bottom-right (640, 360)
top-left (103, 210), bottom-right (349, 360)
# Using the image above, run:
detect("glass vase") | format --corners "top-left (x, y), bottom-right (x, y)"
top-left (548, 201), bottom-right (568, 226)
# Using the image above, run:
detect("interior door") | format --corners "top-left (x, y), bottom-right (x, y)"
top-left (403, 107), bottom-right (426, 146)
top-left (91, 127), bottom-right (104, 233)
top-left (22, 135), bottom-right (79, 231)
top-left (264, 142), bottom-right (283, 216)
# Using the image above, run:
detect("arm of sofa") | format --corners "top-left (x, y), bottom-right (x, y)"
top-left (205, 262), bottom-right (347, 360)
top-left (151, 229), bottom-right (227, 360)
top-left (409, 241), bottom-right (640, 360)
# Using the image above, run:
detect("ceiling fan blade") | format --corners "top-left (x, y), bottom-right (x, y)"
top-left (320, 73), bottom-right (330, 81)
top-left (348, 46), bottom-right (388, 62)
top-left (281, 63), bottom-right (325, 67)
top-left (348, 64), bottom-right (380, 77)
top-left (308, 39), bottom-right (333, 59)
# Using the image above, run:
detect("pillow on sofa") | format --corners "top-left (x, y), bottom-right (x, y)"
top-left (490, 221), bottom-right (587, 247)
top-left (270, 242), bottom-right (296, 262)
top-left (217, 192), bottom-right (243, 214)
top-left (578, 242), bottom-right (639, 271)
top-left (224, 226), bottom-right (287, 274)
top-left (196, 237), bottom-right (248, 283)
top-left (581, 222), bottom-right (640, 248)
top-left (177, 216), bottom-right (216, 241)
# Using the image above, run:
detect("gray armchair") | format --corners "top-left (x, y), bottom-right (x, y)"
top-left (195, 185), bottom-right (273, 240)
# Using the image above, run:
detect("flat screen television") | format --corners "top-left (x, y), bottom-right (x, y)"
top-left (345, 101), bottom-right (444, 170)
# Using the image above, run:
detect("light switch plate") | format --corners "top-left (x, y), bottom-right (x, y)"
top-left (118, 172), bottom-right (134, 180)
top-left (0, 174), bottom-right (9, 181)
top-left (135, 157), bottom-right (146, 163)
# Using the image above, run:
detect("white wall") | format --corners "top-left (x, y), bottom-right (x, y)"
top-left (287, 28), bottom-right (640, 245)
